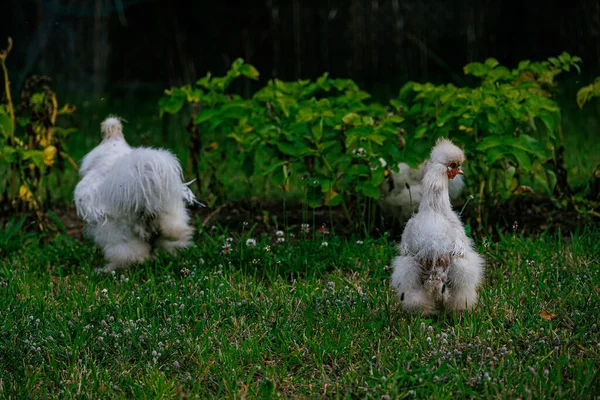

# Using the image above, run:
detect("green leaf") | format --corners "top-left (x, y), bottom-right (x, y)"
top-left (277, 141), bottom-right (312, 158)
top-left (464, 62), bottom-right (490, 77)
top-left (0, 145), bottom-right (17, 163)
top-left (239, 64), bottom-right (260, 80)
top-left (0, 112), bottom-right (12, 137)
top-left (505, 166), bottom-right (516, 190)
top-left (312, 118), bottom-right (323, 142)
top-left (342, 112), bottom-right (361, 125)
top-left (229, 58), bottom-right (245, 74)
top-left (511, 149), bottom-right (532, 170)
top-left (359, 182), bottom-right (380, 199)
top-left (158, 90), bottom-right (186, 116)
top-left (346, 164), bottom-right (371, 177)
top-left (194, 108), bottom-right (219, 124)
top-left (486, 66), bottom-right (511, 82)
top-left (414, 125), bottom-right (428, 139)
top-left (485, 58), bottom-right (500, 68)
top-left (485, 146), bottom-right (509, 165)
top-left (371, 167), bottom-right (385, 186)
top-left (196, 72), bottom-right (212, 88)
top-left (517, 60), bottom-right (531, 70)
top-left (325, 192), bottom-right (343, 206)
top-left (22, 150), bottom-right (45, 169)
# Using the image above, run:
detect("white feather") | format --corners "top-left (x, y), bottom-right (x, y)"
top-left (74, 116), bottom-right (197, 273)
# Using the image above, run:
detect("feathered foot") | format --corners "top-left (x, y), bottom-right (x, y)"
top-left (391, 255), bottom-right (436, 315)
top-left (98, 237), bottom-right (151, 274)
top-left (443, 251), bottom-right (483, 312)
top-left (154, 203), bottom-right (193, 253)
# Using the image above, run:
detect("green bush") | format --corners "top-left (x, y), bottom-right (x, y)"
top-left (159, 53), bottom-right (584, 222)
top-left (394, 53), bottom-right (582, 207)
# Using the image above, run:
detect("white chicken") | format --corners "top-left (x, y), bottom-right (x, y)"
top-left (74, 116), bottom-right (198, 273)
top-left (380, 161), bottom-right (464, 223)
top-left (390, 138), bottom-right (483, 315)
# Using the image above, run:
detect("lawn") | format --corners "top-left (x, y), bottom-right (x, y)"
top-left (1, 223), bottom-right (598, 398)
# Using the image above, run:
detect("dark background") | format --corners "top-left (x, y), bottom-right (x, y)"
top-left (2, 0), bottom-right (600, 100)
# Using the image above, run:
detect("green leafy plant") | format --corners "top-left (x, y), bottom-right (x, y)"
top-left (393, 52), bottom-right (582, 221)
top-left (0, 37), bottom-right (78, 231)
top-left (160, 53), bottom-right (589, 226)
top-left (159, 59), bottom-right (406, 222)
top-left (576, 76), bottom-right (600, 109)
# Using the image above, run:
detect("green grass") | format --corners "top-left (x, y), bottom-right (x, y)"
top-left (1, 224), bottom-right (599, 398)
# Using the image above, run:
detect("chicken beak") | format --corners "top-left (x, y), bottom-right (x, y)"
top-left (456, 168), bottom-right (464, 175)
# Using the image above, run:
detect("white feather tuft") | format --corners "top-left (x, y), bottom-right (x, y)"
top-left (101, 116), bottom-right (124, 140)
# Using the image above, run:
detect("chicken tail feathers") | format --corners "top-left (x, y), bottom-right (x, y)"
top-left (101, 116), bottom-right (124, 140)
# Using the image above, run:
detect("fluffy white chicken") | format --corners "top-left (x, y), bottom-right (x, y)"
top-left (380, 161), bottom-right (464, 223)
top-left (74, 117), bottom-right (197, 273)
top-left (390, 138), bottom-right (483, 315)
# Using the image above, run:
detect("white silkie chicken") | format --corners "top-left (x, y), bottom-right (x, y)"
top-left (74, 116), bottom-right (198, 273)
top-left (390, 138), bottom-right (483, 314)
top-left (380, 161), bottom-right (464, 223)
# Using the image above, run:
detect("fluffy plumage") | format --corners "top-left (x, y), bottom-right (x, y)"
top-left (390, 138), bottom-right (483, 315)
top-left (75, 116), bottom-right (197, 273)
top-left (380, 160), bottom-right (464, 223)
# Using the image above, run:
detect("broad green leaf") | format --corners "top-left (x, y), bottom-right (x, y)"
top-left (371, 167), bottom-right (385, 186)
top-left (485, 146), bottom-right (509, 165)
top-left (312, 118), bottom-right (323, 142)
top-left (485, 58), bottom-right (500, 68)
top-left (0, 112), bottom-right (12, 137)
top-left (464, 62), bottom-right (490, 77)
top-left (359, 182), bottom-right (380, 199)
top-left (342, 112), bottom-right (361, 125)
top-left (505, 166), bottom-right (516, 190)
top-left (239, 64), bottom-right (260, 80)
top-left (325, 191), bottom-right (343, 206)
top-left (158, 90), bottom-right (186, 116)
top-left (486, 66), bottom-right (511, 82)
top-left (0, 145), bottom-right (17, 163)
top-left (414, 125), bottom-right (428, 139)
top-left (194, 108), bottom-right (219, 124)
top-left (346, 164), bottom-right (371, 177)
top-left (517, 60), bottom-right (531, 70)
top-left (277, 141), bottom-right (312, 157)
top-left (511, 149), bottom-right (532, 170)
top-left (23, 150), bottom-right (45, 169)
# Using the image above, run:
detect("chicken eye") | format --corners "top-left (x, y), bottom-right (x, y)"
top-left (449, 162), bottom-right (457, 169)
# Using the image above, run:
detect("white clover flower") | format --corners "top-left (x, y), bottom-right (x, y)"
top-left (275, 230), bottom-right (284, 237)
top-left (321, 242), bottom-right (328, 247)
top-left (277, 237), bottom-right (285, 244)
top-left (246, 238), bottom-right (257, 248)
top-left (356, 240), bottom-right (364, 245)
top-left (301, 223), bottom-right (310, 234)
top-left (264, 245), bottom-right (271, 252)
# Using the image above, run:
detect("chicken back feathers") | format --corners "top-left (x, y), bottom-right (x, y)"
top-left (75, 117), bottom-right (197, 273)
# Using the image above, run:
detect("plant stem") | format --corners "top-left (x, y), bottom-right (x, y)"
top-left (0, 57), bottom-right (15, 141)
